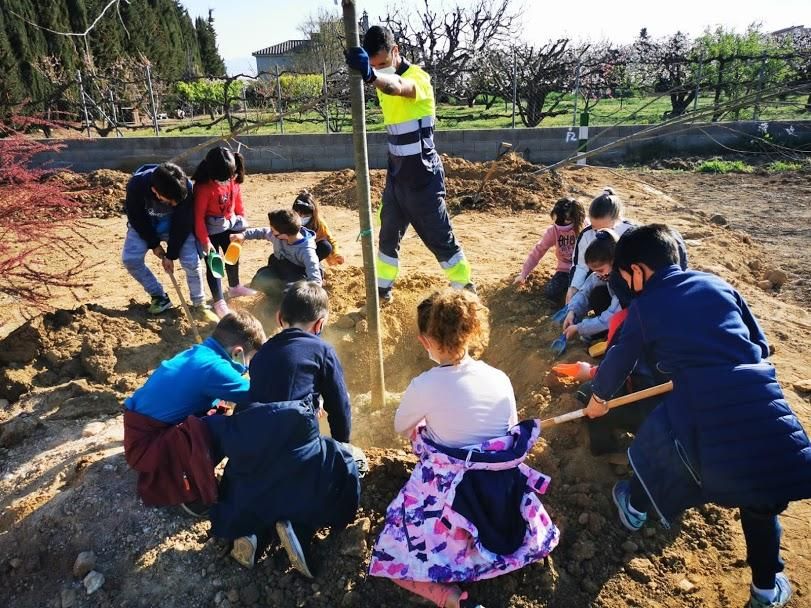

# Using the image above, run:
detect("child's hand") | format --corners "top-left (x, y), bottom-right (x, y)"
top-left (204, 241), bottom-right (215, 254)
top-left (333, 254), bottom-right (345, 265)
top-left (584, 395), bottom-right (610, 418)
top-left (230, 233), bottom-right (245, 244)
top-left (562, 311), bottom-right (576, 329)
top-left (316, 406), bottom-right (326, 419)
top-left (152, 245), bottom-right (167, 259)
top-left (563, 324), bottom-right (580, 340)
top-left (513, 274), bottom-right (526, 286)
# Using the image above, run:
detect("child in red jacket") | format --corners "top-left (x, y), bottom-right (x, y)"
top-left (193, 147), bottom-right (255, 318)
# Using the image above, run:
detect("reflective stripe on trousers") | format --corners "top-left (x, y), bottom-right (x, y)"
top-left (376, 252), bottom-right (399, 289)
top-left (439, 251), bottom-right (472, 288)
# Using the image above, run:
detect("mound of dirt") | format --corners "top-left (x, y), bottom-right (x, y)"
top-left (309, 152), bottom-right (579, 215)
top-left (52, 169), bottom-right (129, 219)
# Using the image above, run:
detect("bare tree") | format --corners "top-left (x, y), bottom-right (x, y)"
top-left (631, 30), bottom-right (698, 118)
top-left (383, 0), bottom-right (520, 104)
top-left (484, 39), bottom-right (577, 127)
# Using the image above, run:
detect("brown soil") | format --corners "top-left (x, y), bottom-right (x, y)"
top-left (51, 169), bottom-right (129, 219)
top-left (1, 161), bottom-right (810, 608)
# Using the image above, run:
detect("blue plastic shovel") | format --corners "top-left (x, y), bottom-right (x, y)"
top-left (551, 306), bottom-right (569, 325)
top-left (550, 334), bottom-right (567, 357)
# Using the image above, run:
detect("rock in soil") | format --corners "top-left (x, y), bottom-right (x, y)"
top-left (625, 557), bottom-right (656, 583)
top-left (83, 570), bottom-right (105, 595)
top-left (73, 551), bottom-right (96, 578)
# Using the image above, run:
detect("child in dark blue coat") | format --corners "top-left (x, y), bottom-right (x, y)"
top-left (586, 224), bottom-right (811, 608)
top-left (248, 280), bottom-right (351, 443)
top-left (210, 281), bottom-right (362, 574)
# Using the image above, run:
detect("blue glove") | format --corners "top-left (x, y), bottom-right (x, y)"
top-left (345, 47), bottom-right (376, 83)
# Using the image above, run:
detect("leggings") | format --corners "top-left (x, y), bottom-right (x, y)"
top-left (206, 231), bottom-right (241, 301)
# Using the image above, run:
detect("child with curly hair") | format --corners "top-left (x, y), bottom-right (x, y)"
top-left (369, 289), bottom-right (559, 608)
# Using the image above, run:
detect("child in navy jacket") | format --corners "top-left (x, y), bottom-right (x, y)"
top-left (586, 224), bottom-right (811, 608)
top-left (249, 280), bottom-right (351, 443)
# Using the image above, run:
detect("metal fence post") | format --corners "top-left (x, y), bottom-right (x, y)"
top-left (753, 54), bottom-right (767, 121)
top-left (323, 58), bottom-right (330, 134)
top-left (511, 47), bottom-right (517, 129)
top-left (145, 63), bottom-right (160, 136)
top-left (77, 70), bottom-right (92, 138)
top-left (276, 65), bottom-right (285, 134)
top-left (693, 52), bottom-right (704, 114)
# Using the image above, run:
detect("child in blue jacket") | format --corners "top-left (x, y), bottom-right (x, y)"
top-left (586, 224), bottom-right (811, 608)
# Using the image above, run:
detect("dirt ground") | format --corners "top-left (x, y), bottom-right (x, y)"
top-left (1, 159), bottom-right (810, 608)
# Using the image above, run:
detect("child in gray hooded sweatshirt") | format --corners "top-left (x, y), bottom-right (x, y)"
top-left (231, 209), bottom-right (322, 295)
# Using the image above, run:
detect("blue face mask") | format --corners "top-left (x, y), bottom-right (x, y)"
top-left (231, 350), bottom-right (247, 373)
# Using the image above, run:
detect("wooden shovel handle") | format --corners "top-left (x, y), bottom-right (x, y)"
top-left (168, 271), bottom-right (202, 344)
top-left (541, 380), bottom-right (674, 429)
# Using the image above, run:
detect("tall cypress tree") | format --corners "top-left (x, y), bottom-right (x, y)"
top-left (195, 13), bottom-right (226, 76)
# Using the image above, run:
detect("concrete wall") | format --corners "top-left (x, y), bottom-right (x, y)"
top-left (33, 120), bottom-right (811, 174)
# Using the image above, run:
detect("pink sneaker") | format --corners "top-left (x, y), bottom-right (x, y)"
top-left (212, 299), bottom-right (230, 319)
top-left (228, 284), bottom-right (257, 298)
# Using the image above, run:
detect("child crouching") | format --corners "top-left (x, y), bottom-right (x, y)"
top-left (369, 289), bottom-right (559, 608)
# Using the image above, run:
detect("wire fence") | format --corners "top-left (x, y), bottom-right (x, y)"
top-left (14, 50), bottom-right (811, 140)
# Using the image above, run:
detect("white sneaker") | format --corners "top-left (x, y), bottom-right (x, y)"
top-left (230, 534), bottom-right (257, 569)
top-left (212, 299), bottom-right (230, 319)
top-left (275, 521), bottom-right (313, 578)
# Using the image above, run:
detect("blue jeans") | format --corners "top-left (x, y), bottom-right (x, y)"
top-left (122, 226), bottom-right (205, 305)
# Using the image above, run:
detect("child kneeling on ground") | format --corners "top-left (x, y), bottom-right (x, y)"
top-left (586, 224), bottom-right (811, 608)
top-left (206, 281), bottom-right (364, 574)
top-left (123, 311), bottom-right (266, 513)
top-left (292, 190), bottom-right (345, 265)
top-left (562, 229), bottom-right (621, 342)
top-left (232, 209), bottom-right (321, 296)
top-left (370, 289), bottom-right (560, 608)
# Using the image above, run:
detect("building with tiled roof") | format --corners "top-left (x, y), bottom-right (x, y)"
top-left (253, 40), bottom-right (313, 76)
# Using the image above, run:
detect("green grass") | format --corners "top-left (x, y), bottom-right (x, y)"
top-left (120, 93), bottom-right (810, 137)
top-left (696, 159), bottom-right (754, 174)
top-left (766, 160), bottom-right (807, 172)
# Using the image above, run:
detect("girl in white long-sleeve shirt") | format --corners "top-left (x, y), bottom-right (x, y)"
top-left (394, 289), bottom-right (517, 449)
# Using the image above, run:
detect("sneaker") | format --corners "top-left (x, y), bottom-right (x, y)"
top-left (749, 574), bottom-right (792, 608)
top-left (230, 534), bottom-right (258, 569)
top-left (212, 299), bottom-right (230, 319)
top-left (377, 289), bottom-right (393, 305)
top-left (612, 480), bottom-right (647, 531)
top-left (191, 304), bottom-right (219, 324)
top-left (463, 283), bottom-right (478, 295)
top-left (275, 520), bottom-right (314, 579)
top-left (179, 500), bottom-right (209, 518)
top-left (227, 284), bottom-right (257, 298)
top-left (148, 293), bottom-right (172, 314)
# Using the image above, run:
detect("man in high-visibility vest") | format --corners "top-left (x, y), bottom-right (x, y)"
top-left (346, 26), bottom-right (474, 302)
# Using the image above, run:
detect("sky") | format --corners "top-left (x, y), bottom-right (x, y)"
top-left (179, 0), bottom-right (811, 75)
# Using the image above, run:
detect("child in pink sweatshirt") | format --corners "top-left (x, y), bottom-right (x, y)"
top-left (515, 197), bottom-right (586, 304)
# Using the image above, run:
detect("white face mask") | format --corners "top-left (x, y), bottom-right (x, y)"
top-left (377, 65), bottom-right (397, 75)
top-left (300, 215), bottom-right (312, 226)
